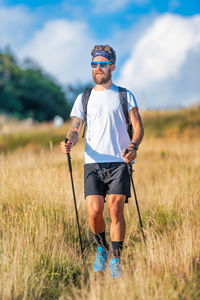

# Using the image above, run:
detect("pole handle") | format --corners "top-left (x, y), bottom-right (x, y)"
top-left (124, 148), bottom-right (132, 175)
top-left (64, 138), bottom-right (72, 173)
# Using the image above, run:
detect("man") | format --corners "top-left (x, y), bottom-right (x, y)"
top-left (60, 45), bottom-right (144, 278)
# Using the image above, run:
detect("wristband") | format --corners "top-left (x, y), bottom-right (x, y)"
top-left (130, 142), bottom-right (138, 151)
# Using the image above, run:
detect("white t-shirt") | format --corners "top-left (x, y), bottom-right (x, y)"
top-left (70, 84), bottom-right (138, 164)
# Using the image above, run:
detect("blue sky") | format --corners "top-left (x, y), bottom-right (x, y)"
top-left (0, 0), bottom-right (200, 109)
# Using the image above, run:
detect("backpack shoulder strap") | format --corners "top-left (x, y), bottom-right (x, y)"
top-left (81, 87), bottom-right (93, 138)
top-left (118, 86), bottom-right (133, 139)
top-left (118, 86), bottom-right (128, 122)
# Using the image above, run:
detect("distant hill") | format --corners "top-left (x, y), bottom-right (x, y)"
top-left (142, 104), bottom-right (200, 137)
top-left (0, 104), bottom-right (200, 152)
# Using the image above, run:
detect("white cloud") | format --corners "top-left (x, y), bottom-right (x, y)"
top-left (118, 14), bottom-right (200, 108)
top-left (0, 5), bottom-right (35, 49)
top-left (0, 4), bottom-right (148, 87)
top-left (0, 5), bottom-right (95, 85)
top-left (19, 19), bottom-right (95, 84)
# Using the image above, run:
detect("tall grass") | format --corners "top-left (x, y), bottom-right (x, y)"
top-left (0, 114), bottom-right (200, 299)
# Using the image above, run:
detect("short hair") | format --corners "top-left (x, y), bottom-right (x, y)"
top-left (91, 45), bottom-right (116, 64)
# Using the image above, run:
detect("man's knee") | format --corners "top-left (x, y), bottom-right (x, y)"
top-left (88, 208), bottom-right (103, 221)
top-left (110, 208), bottom-right (121, 223)
top-left (108, 195), bottom-right (125, 223)
top-left (86, 195), bottom-right (104, 220)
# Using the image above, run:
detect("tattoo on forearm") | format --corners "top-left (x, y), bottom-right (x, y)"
top-left (67, 130), bottom-right (78, 145)
top-left (67, 118), bottom-right (83, 146)
top-left (73, 119), bottom-right (81, 130)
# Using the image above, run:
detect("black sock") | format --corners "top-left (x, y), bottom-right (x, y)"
top-left (112, 241), bottom-right (123, 259)
top-left (93, 232), bottom-right (109, 251)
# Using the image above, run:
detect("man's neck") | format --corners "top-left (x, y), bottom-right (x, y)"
top-left (94, 80), bottom-right (113, 91)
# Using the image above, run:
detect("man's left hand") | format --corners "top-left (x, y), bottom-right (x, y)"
top-left (121, 147), bottom-right (137, 163)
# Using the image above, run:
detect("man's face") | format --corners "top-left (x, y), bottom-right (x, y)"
top-left (92, 56), bottom-right (115, 84)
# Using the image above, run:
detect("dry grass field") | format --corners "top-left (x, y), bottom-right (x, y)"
top-left (0, 107), bottom-right (200, 299)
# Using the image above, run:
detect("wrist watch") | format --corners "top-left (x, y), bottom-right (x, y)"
top-left (130, 142), bottom-right (138, 151)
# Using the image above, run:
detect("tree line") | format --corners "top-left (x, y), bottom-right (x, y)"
top-left (0, 48), bottom-right (92, 122)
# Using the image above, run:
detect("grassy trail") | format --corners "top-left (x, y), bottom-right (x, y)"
top-left (0, 109), bottom-right (200, 299)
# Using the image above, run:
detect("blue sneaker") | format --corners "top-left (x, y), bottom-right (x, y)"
top-left (93, 246), bottom-right (109, 272)
top-left (109, 257), bottom-right (123, 278)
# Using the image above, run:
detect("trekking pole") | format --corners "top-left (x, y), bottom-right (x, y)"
top-left (125, 149), bottom-right (146, 245)
top-left (64, 138), bottom-right (84, 257)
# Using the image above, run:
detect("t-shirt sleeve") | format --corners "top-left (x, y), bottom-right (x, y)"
top-left (70, 93), bottom-right (84, 120)
top-left (127, 90), bottom-right (138, 112)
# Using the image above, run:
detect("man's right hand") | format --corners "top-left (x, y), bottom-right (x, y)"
top-left (60, 139), bottom-right (72, 154)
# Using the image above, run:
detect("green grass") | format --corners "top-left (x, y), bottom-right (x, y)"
top-left (35, 257), bottom-right (82, 300)
top-left (142, 207), bottom-right (182, 233)
top-left (0, 129), bottom-right (65, 152)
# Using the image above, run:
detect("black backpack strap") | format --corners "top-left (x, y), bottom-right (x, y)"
top-left (81, 87), bottom-right (93, 138)
top-left (118, 86), bottom-right (133, 139)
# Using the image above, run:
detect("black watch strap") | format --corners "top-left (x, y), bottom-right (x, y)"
top-left (130, 142), bottom-right (138, 151)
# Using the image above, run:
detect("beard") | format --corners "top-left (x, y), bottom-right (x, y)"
top-left (93, 68), bottom-right (112, 84)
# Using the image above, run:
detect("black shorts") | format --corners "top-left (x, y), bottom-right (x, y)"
top-left (84, 162), bottom-right (131, 203)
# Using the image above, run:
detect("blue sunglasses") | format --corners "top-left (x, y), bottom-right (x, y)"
top-left (91, 61), bottom-right (112, 68)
